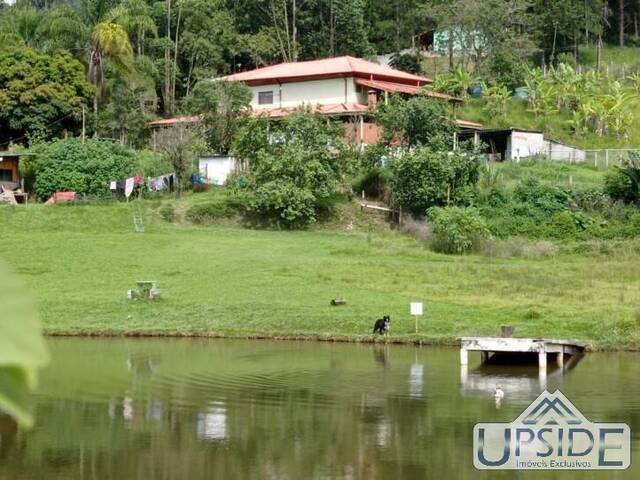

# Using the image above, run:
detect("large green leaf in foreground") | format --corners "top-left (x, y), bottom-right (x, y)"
top-left (0, 264), bottom-right (49, 427)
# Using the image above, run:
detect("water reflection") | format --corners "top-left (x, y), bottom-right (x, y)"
top-left (0, 338), bottom-right (637, 480)
top-left (197, 403), bottom-right (228, 441)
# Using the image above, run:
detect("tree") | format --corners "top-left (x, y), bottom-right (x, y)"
top-left (375, 95), bottom-right (459, 150)
top-left (0, 4), bottom-right (88, 52)
top-left (334, 0), bottom-right (374, 57)
top-left (88, 21), bottom-right (134, 121)
top-left (390, 147), bottom-right (481, 215)
top-left (232, 110), bottom-right (345, 228)
top-left (182, 80), bottom-right (251, 153)
top-left (0, 47), bottom-right (94, 142)
top-left (155, 123), bottom-right (203, 196)
top-left (29, 138), bottom-right (136, 199)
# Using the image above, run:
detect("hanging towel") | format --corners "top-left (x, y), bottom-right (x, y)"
top-left (125, 177), bottom-right (135, 198)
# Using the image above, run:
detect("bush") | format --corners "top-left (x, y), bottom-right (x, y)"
top-left (186, 201), bottom-right (234, 223)
top-left (391, 148), bottom-right (480, 215)
top-left (232, 111), bottom-right (344, 228)
top-left (159, 204), bottom-right (175, 222)
top-left (30, 138), bottom-right (135, 200)
top-left (427, 206), bottom-right (490, 254)
top-left (604, 152), bottom-right (640, 205)
top-left (134, 150), bottom-right (172, 178)
top-left (375, 95), bottom-right (459, 149)
top-left (352, 168), bottom-right (392, 200)
top-left (513, 176), bottom-right (569, 214)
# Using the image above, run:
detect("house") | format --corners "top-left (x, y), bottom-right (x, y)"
top-left (150, 56), bottom-right (482, 184)
top-left (457, 128), bottom-right (586, 162)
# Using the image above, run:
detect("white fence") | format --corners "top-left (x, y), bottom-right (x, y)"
top-left (583, 149), bottom-right (640, 169)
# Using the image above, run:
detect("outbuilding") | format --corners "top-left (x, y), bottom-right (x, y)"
top-left (458, 127), bottom-right (585, 162)
top-left (198, 155), bottom-right (236, 186)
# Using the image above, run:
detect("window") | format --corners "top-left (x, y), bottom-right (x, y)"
top-left (0, 169), bottom-right (12, 182)
top-left (258, 91), bottom-right (274, 105)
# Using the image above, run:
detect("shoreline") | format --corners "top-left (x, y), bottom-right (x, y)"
top-left (43, 329), bottom-right (631, 352)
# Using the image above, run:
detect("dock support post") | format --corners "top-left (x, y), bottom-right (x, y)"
top-left (460, 347), bottom-right (468, 366)
top-left (557, 350), bottom-right (564, 369)
top-left (481, 351), bottom-right (489, 363)
top-left (538, 348), bottom-right (547, 370)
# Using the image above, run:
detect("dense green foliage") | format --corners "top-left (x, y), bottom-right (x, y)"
top-left (183, 80), bottom-right (252, 154)
top-left (428, 206), bottom-right (489, 254)
top-left (376, 95), bottom-right (459, 149)
top-left (390, 148), bottom-right (480, 214)
top-left (0, 47), bottom-right (93, 142)
top-left (29, 138), bottom-right (135, 199)
top-left (605, 151), bottom-right (640, 204)
top-left (0, 0), bottom-right (635, 148)
top-left (232, 112), bottom-right (345, 228)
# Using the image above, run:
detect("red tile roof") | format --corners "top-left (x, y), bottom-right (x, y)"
top-left (252, 103), bottom-right (369, 119)
top-left (225, 56), bottom-right (432, 87)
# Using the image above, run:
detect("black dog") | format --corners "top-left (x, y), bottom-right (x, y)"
top-left (373, 315), bottom-right (391, 335)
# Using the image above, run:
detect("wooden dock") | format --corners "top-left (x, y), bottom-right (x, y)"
top-left (459, 337), bottom-right (586, 369)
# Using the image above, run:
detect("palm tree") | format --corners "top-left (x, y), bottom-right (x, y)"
top-left (88, 21), bottom-right (134, 120)
top-left (106, 0), bottom-right (157, 56)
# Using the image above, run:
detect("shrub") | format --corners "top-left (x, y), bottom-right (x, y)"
top-left (513, 176), bottom-right (569, 214)
top-left (30, 138), bottom-right (135, 200)
top-left (232, 111), bottom-right (344, 228)
top-left (391, 148), bottom-right (480, 215)
top-left (134, 150), bottom-right (172, 178)
top-left (427, 206), bottom-right (490, 254)
top-left (546, 211), bottom-right (578, 239)
top-left (353, 168), bottom-right (392, 200)
top-left (375, 95), bottom-right (459, 149)
top-left (604, 152), bottom-right (640, 204)
top-left (186, 201), bottom-right (234, 223)
top-left (159, 204), bottom-right (175, 222)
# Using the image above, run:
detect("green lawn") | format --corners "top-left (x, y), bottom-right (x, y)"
top-left (1, 198), bottom-right (640, 350)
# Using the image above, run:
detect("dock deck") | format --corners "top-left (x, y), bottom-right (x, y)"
top-left (458, 337), bottom-right (586, 369)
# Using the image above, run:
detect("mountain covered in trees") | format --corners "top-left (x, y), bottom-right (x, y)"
top-left (0, 0), bottom-right (637, 147)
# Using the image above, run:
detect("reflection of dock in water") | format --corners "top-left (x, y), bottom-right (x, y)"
top-left (458, 337), bottom-right (585, 394)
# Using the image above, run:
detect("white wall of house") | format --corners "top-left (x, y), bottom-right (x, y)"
top-left (507, 131), bottom-right (546, 160)
top-left (199, 156), bottom-right (236, 185)
top-left (249, 77), bottom-right (364, 109)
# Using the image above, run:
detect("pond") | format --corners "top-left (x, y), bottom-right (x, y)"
top-left (0, 338), bottom-right (638, 479)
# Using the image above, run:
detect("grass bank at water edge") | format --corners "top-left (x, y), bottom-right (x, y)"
top-left (1, 200), bottom-right (640, 351)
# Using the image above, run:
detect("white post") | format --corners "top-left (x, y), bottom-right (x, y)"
top-left (538, 348), bottom-right (547, 370)
top-left (557, 351), bottom-right (565, 369)
top-left (460, 347), bottom-right (468, 366)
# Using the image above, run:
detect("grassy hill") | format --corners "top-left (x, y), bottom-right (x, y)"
top-left (458, 98), bottom-right (640, 150)
top-left (1, 181), bottom-right (639, 349)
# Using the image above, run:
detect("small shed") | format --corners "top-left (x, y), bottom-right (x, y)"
top-left (458, 128), bottom-right (585, 162)
top-left (198, 155), bottom-right (236, 186)
top-left (0, 152), bottom-right (21, 190)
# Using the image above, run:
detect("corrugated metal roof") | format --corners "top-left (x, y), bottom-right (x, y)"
top-left (354, 78), bottom-right (460, 101)
top-left (225, 56), bottom-right (432, 86)
top-left (149, 115), bottom-right (201, 127)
